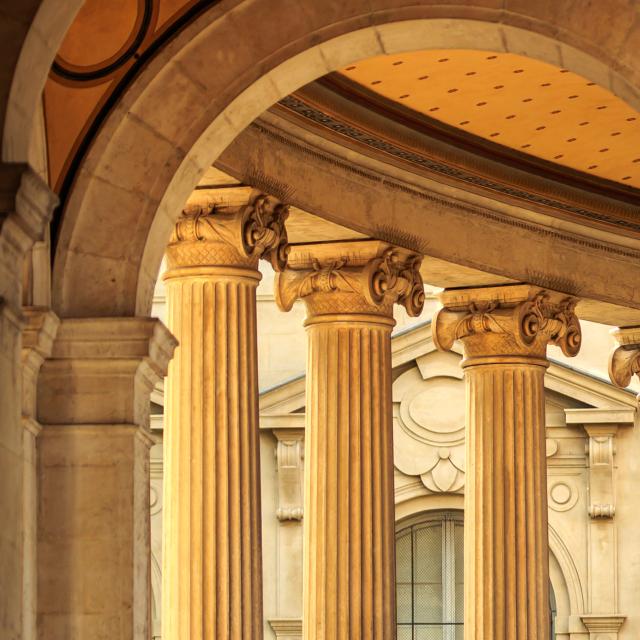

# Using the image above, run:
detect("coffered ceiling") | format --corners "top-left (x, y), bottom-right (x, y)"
top-left (340, 50), bottom-right (640, 189)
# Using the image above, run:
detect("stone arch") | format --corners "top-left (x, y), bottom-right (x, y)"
top-left (49, 1), bottom-right (640, 318)
top-left (548, 523), bottom-right (586, 617)
top-left (1, 0), bottom-right (82, 162)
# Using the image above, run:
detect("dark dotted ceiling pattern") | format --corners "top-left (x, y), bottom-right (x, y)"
top-left (340, 50), bottom-right (640, 188)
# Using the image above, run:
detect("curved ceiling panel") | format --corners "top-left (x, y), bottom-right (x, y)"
top-left (340, 50), bottom-right (640, 188)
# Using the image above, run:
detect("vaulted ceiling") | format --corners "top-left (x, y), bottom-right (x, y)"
top-left (339, 50), bottom-right (640, 189)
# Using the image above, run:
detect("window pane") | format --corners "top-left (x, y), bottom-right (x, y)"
top-left (414, 523), bottom-right (443, 624)
top-left (397, 530), bottom-right (412, 583)
top-left (414, 524), bottom-right (442, 584)
top-left (416, 627), bottom-right (443, 640)
top-left (397, 626), bottom-right (413, 640)
top-left (397, 583), bottom-right (413, 624)
top-left (415, 583), bottom-right (443, 623)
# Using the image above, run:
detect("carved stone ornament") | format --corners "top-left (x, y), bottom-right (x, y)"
top-left (274, 240), bottom-right (424, 317)
top-left (433, 284), bottom-right (581, 361)
top-left (273, 429), bottom-right (304, 522)
top-left (609, 327), bottom-right (640, 389)
top-left (585, 426), bottom-right (618, 519)
top-left (166, 190), bottom-right (289, 270)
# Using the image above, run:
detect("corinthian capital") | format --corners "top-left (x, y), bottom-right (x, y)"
top-left (274, 240), bottom-right (424, 318)
top-left (166, 190), bottom-right (289, 270)
top-left (433, 285), bottom-right (581, 362)
top-left (609, 327), bottom-right (640, 388)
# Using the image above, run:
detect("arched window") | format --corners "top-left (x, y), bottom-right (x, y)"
top-left (396, 511), bottom-right (464, 639)
top-left (396, 511), bottom-right (558, 639)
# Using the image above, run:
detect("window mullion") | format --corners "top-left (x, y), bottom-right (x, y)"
top-left (443, 516), bottom-right (456, 640)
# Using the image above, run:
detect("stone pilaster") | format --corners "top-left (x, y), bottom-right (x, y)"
top-left (433, 284), bottom-right (581, 640)
top-left (162, 191), bottom-right (288, 640)
top-left (36, 317), bottom-right (176, 640)
top-left (0, 164), bottom-right (56, 640)
top-left (21, 308), bottom-right (59, 640)
top-left (275, 240), bottom-right (424, 639)
top-left (565, 408), bottom-right (633, 630)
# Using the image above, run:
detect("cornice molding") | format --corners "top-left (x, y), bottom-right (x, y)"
top-left (244, 119), bottom-right (640, 265)
top-left (277, 93), bottom-right (640, 236)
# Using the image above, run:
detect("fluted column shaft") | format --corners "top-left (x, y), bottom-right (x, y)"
top-left (162, 192), bottom-right (289, 640)
top-left (163, 268), bottom-right (262, 639)
top-left (305, 314), bottom-right (395, 639)
top-left (275, 240), bottom-right (424, 639)
top-left (465, 361), bottom-right (548, 638)
top-left (434, 284), bottom-right (581, 640)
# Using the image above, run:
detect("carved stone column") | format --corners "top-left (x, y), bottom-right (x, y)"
top-left (433, 284), bottom-right (581, 640)
top-left (162, 192), bottom-right (288, 640)
top-left (275, 240), bottom-right (424, 639)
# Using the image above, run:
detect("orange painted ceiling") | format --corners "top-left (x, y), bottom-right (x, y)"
top-left (340, 50), bottom-right (640, 188)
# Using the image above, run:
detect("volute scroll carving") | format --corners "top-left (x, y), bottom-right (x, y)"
top-left (433, 285), bottom-right (581, 360)
top-left (275, 241), bottom-right (424, 318)
top-left (166, 190), bottom-right (289, 270)
top-left (609, 327), bottom-right (640, 389)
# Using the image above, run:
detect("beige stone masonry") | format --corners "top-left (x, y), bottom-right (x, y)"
top-left (162, 190), bottom-right (288, 640)
top-left (21, 308), bottom-right (58, 640)
top-left (565, 408), bottom-right (634, 629)
top-left (581, 615), bottom-right (626, 639)
top-left (268, 618), bottom-right (303, 639)
top-left (0, 163), bottom-right (56, 640)
top-left (433, 284), bottom-right (581, 640)
top-left (36, 317), bottom-right (176, 640)
top-left (275, 240), bottom-right (423, 639)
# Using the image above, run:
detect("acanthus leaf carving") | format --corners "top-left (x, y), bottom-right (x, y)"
top-left (433, 285), bottom-right (581, 360)
top-left (609, 327), bottom-right (640, 389)
top-left (167, 190), bottom-right (289, 270)
top-left (275, 242), bottom-right (424, 317)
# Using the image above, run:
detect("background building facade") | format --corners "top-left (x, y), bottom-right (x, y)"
top-left (149, 266), bottom-right (638, 639)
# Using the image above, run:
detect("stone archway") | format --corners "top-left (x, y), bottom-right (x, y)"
top-left (0, 0), bottom-right (82, 163)
top-left (49, 1), bottom-right (640, 319)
